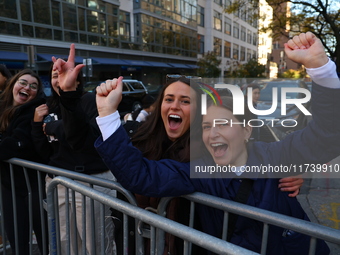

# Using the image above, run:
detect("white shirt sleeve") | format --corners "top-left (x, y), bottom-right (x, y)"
top-left (306, 59), bottom-right (340, 88)
top-left (96, 111), bottom-right (121, 141)
top-left (136, 110), bottom-right (149, 122)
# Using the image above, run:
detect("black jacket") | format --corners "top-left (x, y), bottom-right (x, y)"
top-left (0, 96), bottom-right (46, 191)
top-left (31, 89), bottom-right (108, 174)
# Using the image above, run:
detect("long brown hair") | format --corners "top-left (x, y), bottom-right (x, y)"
top-left (0, 69), bottom-right (42, 132)
top-left (131, 76), bottom-right (202, 162)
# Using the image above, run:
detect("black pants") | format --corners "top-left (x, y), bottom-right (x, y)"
top-left (2, 185), bottom-right (48, 255)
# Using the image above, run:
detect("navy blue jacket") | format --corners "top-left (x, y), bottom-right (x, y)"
top-left (95, 84), bottom-right (340, 254)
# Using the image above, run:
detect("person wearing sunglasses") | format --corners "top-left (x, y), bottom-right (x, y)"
top-left (0, 69), bottom-right (48, 255)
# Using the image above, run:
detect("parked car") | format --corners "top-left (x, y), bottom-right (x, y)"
top-left (120, 79), bottom-right (148, 114)
top-left (84, 79), bottom-right (148, 116)
top-left (256, 79), bottom-right (311, 142)
top-left (145, 84), bottom-right (163, 99)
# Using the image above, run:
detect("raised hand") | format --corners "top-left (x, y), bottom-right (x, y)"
top-left (284, 32), bottom-right (328, 68)
top-left (96, 76), bottom-right (123, 117)
top-left (34, 104), bottom-right (49, 122)
top-left (52, 44), bottom-right (85, 91)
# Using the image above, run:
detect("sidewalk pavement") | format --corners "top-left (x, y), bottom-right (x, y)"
top-left (297, 155), bottom-right (340, 255)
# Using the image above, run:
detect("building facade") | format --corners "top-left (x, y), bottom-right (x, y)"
top-left (0, 0), bottom-right (200, 86)
top-left (257, 0), bottom-right (275, 78)
top-left (269, 1), bottom-right (301, 76)
top-left (197, 0), bottom-right (259, 78)
top-left (0, 0), bottom-right (264, 87)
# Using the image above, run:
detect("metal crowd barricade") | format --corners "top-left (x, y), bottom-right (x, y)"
top-left (47, 176), bottom-right (258, 255)
top-left (0, 160), bottom-right (48, 255)
top-left (1, 158), bottom-right (142, 255)
top-left (155, 193), bottom-right (340, 255)
top-left (2, 158), bottom-right (340, 255)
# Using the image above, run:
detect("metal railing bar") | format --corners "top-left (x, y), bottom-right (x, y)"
top-left (47, 176), bottom-right (259, 255)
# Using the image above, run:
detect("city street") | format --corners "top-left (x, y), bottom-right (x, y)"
top-left (298, 155), bottom-right (340, 255)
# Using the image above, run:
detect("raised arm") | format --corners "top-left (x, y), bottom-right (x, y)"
top-left (265, 32), bottom-right (340, 173)
top-left (95, 76), bottom-right (123, 117)
top-left (51, 44), bottom-right (101, 151)
top-left (284, 32), bottom-right (328, 68)
top-left (52, 44), bottom-right (84, 92)
top-left (94, 77), bottom-right (195, 196)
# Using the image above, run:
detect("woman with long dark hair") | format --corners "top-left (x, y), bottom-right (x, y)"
top-left (0, 69), bottom-right (47, 255)
top-left (93, 32), bottom-right (336, 254)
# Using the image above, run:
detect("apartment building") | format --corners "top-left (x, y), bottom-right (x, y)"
top-left (0, 0), bottom-right (267, 84)
top-left (197, 0), bottom-right (259, 78)
top-left (0, 0), bottom-right (199, 86)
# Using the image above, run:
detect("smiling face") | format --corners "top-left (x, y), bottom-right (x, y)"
top-left (12, 74), bottom-right (39, 106)
top-left (252, 88), bottom-right (260, 104)
top-left (161, 81), bottom-right (197, 141)
top-left (51, 69), bottom-right (60, 96)
top-left (202, 105), bottom-right (252, 167)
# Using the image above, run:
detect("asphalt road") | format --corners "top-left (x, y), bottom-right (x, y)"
top-left (298, 155), bottom-right (340, 255)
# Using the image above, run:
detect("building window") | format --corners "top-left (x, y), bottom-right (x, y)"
top-left (247, 7), bottom-right (253, 24)
top-left (213, 11), bottom-right (222, 31)
top-left (20, 0), bottom-right (32, 22)
top-left (247, 30), bottom-right (251, 44)
top-left (252, 50), bottom-right (257, 59)
top-left (233, 44), bottom-right (239, 60)
top-left (197, 6), bottom-right (204, 27)
top-left (224, 17), bottom-right (231, 35)
top-left (233, 22), bottom-right (239, 39)
top-left (63, 3), bottom-right (77, 31)
top-left (253, 32), bottom-right (257, 46)
top-left (214, 37), bottom-right (222, 56)
top-left (241, 26), bottom-right (246, 41)
top-left (119, 11), bottom-right (130, 40)
top-left (214, 0), bottom-right (223, 6)
top-left (23, 25), bottom-right (34, 37)
top-left (273, 41), bottom-right (280, 49)
top-left (240, 46), bottom-right (245, 61)
top-left (247, 48), bottom-right (252, 61)
top-left (0, 0), bottom-right (17, 19)
top-left (33, 0), bottom-right (51, 25)
top-left (224, 41), bottom-right (231, 58)
top-left (198, 34), bottom-right (205, 54)
top-left (241, 6), bottom-right (247, 21)
top-left (0, 21), bottom-right (20, 35)
top-left (35, 26), bottom-right (52, 40)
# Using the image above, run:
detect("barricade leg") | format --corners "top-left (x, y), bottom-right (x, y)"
top-left (46, 172), bottom-right (117, 255)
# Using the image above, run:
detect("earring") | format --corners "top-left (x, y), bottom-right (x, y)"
top-left (245, 138), bottom-right (249, 143)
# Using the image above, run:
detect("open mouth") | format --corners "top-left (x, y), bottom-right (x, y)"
top-left (168, 114), bottom-right (182, 130)
top-left (211, 143), bottom-right (228, 157)
top-left (19, 91), bottom-right (29, 100)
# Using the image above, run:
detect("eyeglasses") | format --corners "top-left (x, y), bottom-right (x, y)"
top-left (17, 79), bottom-right (39, 91)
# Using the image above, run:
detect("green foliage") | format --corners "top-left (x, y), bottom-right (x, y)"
top-left (280, 68), bottom-right (306, 78)
top-left (226, 58), bottom-right (266, 78)
top-left (196, 51), bottom-right (222, 78)
top-left (226, 0), bottom-right (340, 72)
top-left (265, 0), bottom-right (340, 71)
